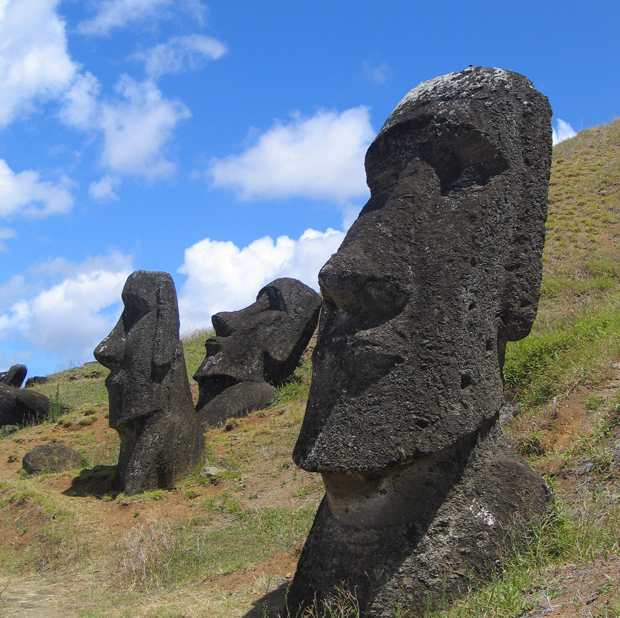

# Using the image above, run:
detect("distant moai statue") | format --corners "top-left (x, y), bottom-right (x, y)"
top-left (95, 271), bottom-right (204, 495)
top-left (0, 364), bottom-right (27, 388)
top-left (289, 67), bottom-right (553, 615)
top-left (194, 278), bottom-right (321, 428)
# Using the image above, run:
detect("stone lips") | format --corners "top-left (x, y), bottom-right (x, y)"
top-left (291, 423), bottom-right (551, 615)
top-left (94, 271), bottom-right (204, 495)
top-left (288, 66), bottom-right (553, 613)
top-left (194, 278), bottom-right (321, 428)
top-left (293, 66), bottom-right (553, 473)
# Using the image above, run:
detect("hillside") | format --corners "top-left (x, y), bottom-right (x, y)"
top-left (1, 118), bottom-right (620, 618)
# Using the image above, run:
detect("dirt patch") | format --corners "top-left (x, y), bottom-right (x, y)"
top-left (524, 557), bottom-right (620, 617)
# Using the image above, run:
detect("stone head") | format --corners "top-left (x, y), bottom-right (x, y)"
top-left (194, 278), bottom-right (322, 409)
top-left (94, 271), bottom-right (182, 428)
top-left (293, 67), bottom-right (552, 473)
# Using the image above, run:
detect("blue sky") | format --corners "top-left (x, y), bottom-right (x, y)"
top-left (0, 0), bottom-right (618, 376)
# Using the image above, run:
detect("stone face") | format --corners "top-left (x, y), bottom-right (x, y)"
top-left (0, 384), bottom-right (50, 427)
top-left (94, 271), bottom-right (205, 495)
top-left (194, 278), bottom-right (321, 428)
top-left (0, 364), bottom-right (27, 388)
top-left (23, 443), bottom-right (83, 474)
top-left (289, 67), bottom-right (553, 614)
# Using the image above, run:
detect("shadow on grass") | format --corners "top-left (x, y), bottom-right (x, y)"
top-left (62, 464), bottom-right (119, 499)
top-left (242, 582), bottom-right (290, 618)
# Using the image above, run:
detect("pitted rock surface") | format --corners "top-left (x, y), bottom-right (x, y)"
top-left (0, 384), bottom-right (49, 427)
top-left (0, 364), bottom-right (27, 388)
top-left (94, 271), bottom-right (204, 495)
top-left (194, 278), bottom-right (321, 428)
top-left (23, 443), bottom-right (83, 474)
top-left (289, 66), bottom-right (553, 615)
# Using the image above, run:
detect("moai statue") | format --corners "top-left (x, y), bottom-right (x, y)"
top-left (194, 278), bottom-right (322, 428)
top-left (95, 271), bottom-right (204, 495)
top-left (289, 67), bottom-right (553, 615)
top-left (0, 364), bottom-right (27, 388)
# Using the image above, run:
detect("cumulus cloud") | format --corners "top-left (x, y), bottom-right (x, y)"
top-left (61, 73), bottom-right (191, 178)
top-left (0, 251), bottom-right (133, 372)
top-left (99, 76), bottom-right (191, 177)
top-left (0, 159), bottom-right (74, 219)
top-left (59, 71), bottom-right (101, 130)
top-left (0, 227), bottom-right (16, 250)
top-left (208, 107), bottom-right (375, 204)
top-left (552, 118), bottom-right (577, 146)
top-left (89, 174), bottom-right (121, 201)
top-left (135, 34), bottom-right (227, 79)
top-left (178, 227), bottom-right (345, 332)
top-left (0, 0), bottom-right (78, 127)
top-left (77, 0), bottom-right (173, 36)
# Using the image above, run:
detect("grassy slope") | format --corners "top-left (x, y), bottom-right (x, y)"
top-left (0, 119), bottom-right (619, 617)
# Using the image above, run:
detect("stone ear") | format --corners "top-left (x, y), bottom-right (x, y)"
top-left (151, 277), bottom-right (180, 370)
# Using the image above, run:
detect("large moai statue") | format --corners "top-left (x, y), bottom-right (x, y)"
top-left (95, 271), bottom-right (204, 495)
top-left (289, 67), bottom-right (553, 615)
top-left (194, 278), bottom-right (322, 428)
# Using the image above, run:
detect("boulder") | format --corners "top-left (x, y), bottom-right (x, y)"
top-left (0, 384), bottom-right (50, 427)
top-left (194, 278), bottom-right (321, 428)
top-left (94, 271), bottom-right (205, 495)
top-left (22, 443), bottom-right (83, 474)
top-left (0, 364), bottom-right (27, 388)
top-left (289, 67), bottom-right (553, 615)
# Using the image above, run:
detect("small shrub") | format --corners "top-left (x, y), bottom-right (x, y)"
top-left (48, 385), bottom-right (64, 422)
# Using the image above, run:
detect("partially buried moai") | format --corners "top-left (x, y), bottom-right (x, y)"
top-left (194, 278), bottom-right (322, 428)
top-left (94, 271), bottom-right (204, 495)
top-left (289, 67), bottom-right (553, 615)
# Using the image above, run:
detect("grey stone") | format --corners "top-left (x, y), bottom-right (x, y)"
top-left (289, 67), bottom-right (553, 615)
top-left (0, 364), bottom-right (27, 388)
top-left (194, 278), bottom-right (321, 428)
top-left (0, 384), bottom-right (50, 427)
top-left (196, 381), bottom-right (277, 428)
top-left (23, 443), bottom-right (83, 474)
top-left (94, 271), bottom-right (205, 495)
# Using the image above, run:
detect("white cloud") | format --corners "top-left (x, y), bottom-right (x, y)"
top-left (135, 34), bottom-right (227, 78)
top-left (208, 107), bottom-right (375, 204)
top-left (362, 59), bottom-right (390, 85)
top-left (0, 226), bottom-right (16, 250)
top-left (60, 73), bottom-right (191, 178)
top-left (59, 71), bottom-right (101, 130)
top-left (89, 174), bottom-right (121, 201)
top-left (0, 0), bottom-right (78, 127)
top-left (0, 251), bottom-right (133, 371)
top-left (552, 118), bottom-right (577, 146)
top-left (177, 227), bottom-right (344, 332)
top-left (99, 76), bottom-right (191, 177)
top-left (77, 0), bottom-right (173, 36)
top-left (0, 159), bottom-right (73, 219)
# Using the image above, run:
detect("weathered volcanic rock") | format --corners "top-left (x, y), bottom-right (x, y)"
top-left (289, 67), bottom-right (553, 615)
top-left (94, 271), bottom-right (205, 495)
top-left (194, 278), bottom-right (321, 428)
top-left (23, 443), bottom-right (83, 474)
top-left (0, 364), bottom-right (27, 388)
top-left (0, 384), bottom-right (50, 427)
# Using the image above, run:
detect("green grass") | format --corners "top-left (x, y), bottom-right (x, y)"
top-left (116, 506), bottom-right (315, 591)
top-left (181, 328), bottom-right (213, 381)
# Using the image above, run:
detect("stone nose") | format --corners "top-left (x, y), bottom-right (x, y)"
top-left (94, 320), bottom-right (125, 369)
top-left (319, 254), bottom-right (408, 324)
